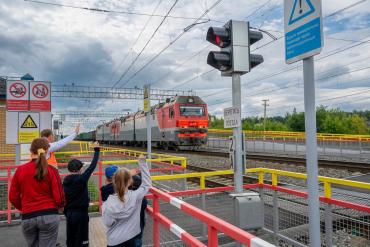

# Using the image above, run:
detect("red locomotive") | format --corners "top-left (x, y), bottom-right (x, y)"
top-left (96, 96), bottom-right (208, 149)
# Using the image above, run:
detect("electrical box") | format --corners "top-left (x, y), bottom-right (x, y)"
top-left (230, 192), bottom-right (263, 230)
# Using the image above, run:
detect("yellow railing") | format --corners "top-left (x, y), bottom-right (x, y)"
top-left (150, 168), bottom-right (370, 199)
top-left (208, 129), bottom-right (370, 142)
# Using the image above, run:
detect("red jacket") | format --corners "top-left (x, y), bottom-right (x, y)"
top-left (9, 160), bottom-right (65, 216)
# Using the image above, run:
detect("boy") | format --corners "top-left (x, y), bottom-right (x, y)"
top-left (100, 166), bottom-right (148, 247)
top-left (63, 142), bottom-right (100, 247)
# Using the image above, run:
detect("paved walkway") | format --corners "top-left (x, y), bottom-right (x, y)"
top-left (0, 216), bottom-right (106, 247)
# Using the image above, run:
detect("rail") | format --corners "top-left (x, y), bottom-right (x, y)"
top-left (208, 129), bottom-right (370, 142)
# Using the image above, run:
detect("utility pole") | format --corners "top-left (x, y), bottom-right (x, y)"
top-left (262, 99), bottom-right (269, 133)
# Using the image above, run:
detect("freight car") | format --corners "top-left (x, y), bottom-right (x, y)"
top-left (96, 96), bottom-right (208, 150)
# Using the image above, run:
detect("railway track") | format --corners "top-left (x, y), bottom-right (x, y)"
top-left (101, 144), bottom-right (370, 173)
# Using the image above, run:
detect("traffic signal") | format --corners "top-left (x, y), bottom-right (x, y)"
top-left (206, 20), bottom-right (264, 76)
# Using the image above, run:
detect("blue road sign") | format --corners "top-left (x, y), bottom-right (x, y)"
top-left (284, 0), bottom-right (323, 64)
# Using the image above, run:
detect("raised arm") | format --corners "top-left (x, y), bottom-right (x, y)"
top-left (134, 155), bottom-right (151, 201)
top-left (48, 124), bottom-right (80, 153)
top-left (81, 145), bottom-right (100, 182)
top-left (48, 132), bottom-right (77, 153)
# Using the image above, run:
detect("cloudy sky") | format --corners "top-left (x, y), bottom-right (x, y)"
top-left (1, 0), bottom-right (370, 132)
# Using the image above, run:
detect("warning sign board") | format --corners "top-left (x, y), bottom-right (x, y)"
top-left (6, 81), bottom-right (29, 111)
top-left (21, 115), bottom-right (38, 128)
top-left (6, 112), bottom-right (52, 144)
top-left (30, 81), bottom-right (51, 111)
top-left (18, 112), bottom-right (40, 143)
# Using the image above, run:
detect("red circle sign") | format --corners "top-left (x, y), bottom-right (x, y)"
top-left (32, 83), bottom-right (49, 99)
top-left (9, 83), bottom-right (27, 98)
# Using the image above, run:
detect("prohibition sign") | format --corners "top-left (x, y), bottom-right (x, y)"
top-left (9, 83), bottom-right (27, 98)
top-left (32, 83), bottom-right (49, 99)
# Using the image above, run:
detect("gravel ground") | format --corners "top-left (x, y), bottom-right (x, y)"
top-left (178, 152), bottom-right (364, 178)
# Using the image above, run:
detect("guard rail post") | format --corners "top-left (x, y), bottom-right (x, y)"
top-left (200, 176), bottom-right (207, 237)
top-left (208, 226), bottom-right (218, 246)
top-left (98, 162), bottom-right (103, 213)
top-left (153, 194), bottom-right (160, 247)
top-left (272, 172), bottom-right (279, 245)
top-left (323, 181), bottom-right (333, 247)
top-left (7, 167), bottom-right (12, 224)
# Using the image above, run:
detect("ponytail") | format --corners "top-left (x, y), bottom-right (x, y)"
top-left (30, 138), bottom-right (50, 181)
top-left (113, 168), bottom-right (132, 203)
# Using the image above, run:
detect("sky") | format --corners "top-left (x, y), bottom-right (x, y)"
top-left (1, 0), bottom-right (370, 132)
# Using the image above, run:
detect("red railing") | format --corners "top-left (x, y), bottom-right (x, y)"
top-left (148, 187), bottom-right (275, 247)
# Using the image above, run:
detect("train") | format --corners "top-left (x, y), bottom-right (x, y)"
top-left (77, 96), bottom-right (209, 150)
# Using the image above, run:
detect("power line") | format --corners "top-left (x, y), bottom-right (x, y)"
top-left (241, 88), bottom-right (370, 116)
top-left (208, 66), bottom-right (370, 108)
top-left (108, 0), bottom-right (163, 86)
top-left (111, 0), bottom-right (179, 88)
top-left (117, 0), bottom-right (224, 89)
top-left (23, 0), bottom-right (223, 22)
top-left (174, 0), bottom-right (369, 92)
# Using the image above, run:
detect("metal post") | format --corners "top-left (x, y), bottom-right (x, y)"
top-left (145, 85), bottom-right (152, 167)
top-left (232, 73), bottom-right (243, 193)
top-left (273, 190), bottom-right (279, 245)
top-left (324, 204), bottom-right (333, 247)
top-left (303, 57), bottom-right (321, 247)
top-left (15, 144), bottom-right (21, 164)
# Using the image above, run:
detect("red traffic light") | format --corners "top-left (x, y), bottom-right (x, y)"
top-left (206, 27), bottom-right (230, 48)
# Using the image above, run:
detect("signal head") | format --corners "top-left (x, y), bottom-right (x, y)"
top-left (206, 27), bottom-right (230, 48)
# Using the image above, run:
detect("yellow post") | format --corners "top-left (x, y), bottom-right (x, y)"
top-left (324, 181), bottom-right (331, 199)
top-left (181, 158), bottom-right (187, 168)
top-left (272, 173), bottom-right (278, 186)
top-left (200, 176), bottom-right (206, 189)
top-left (258, 172), bottom-right (264, 184)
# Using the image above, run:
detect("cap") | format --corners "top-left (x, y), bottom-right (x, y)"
top-left (68, 159), bottom-right (84, 172)
top-left (105, 165), bottom-right (118, 179)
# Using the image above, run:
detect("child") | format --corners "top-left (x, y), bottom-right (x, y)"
top-left (102, 155), bottom-right (151, 247)
top-left (100, 165), bottom-right (119, 202)
top-left (9, 138), bottom-right (65, 247)
top-left (100, 166), bottom-right (148, 246)
top-left (63, 142), bottom-right (100, 247)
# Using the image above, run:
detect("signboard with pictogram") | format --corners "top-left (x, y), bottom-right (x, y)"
top-left (6, 81), bottom-right (29, 111)
top-left (6, 79), bottom-right (52, 144)
top-left (30, 81), bottom-right (51, 111)
top-left (18, 112), bottom-right (40, 143)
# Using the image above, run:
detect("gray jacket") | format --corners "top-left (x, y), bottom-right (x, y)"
top-left (102, 159), bottom-right (151, 246)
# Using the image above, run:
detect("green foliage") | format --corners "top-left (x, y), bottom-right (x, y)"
top-left (208, 106), bottom-right (370, 134)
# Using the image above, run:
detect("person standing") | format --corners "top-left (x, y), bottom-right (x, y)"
top-left (103, 155), bottom-right (151, 247)
top-left (63, 142), bottom-right (100, 247)
top-left (41, 123), bottom-right (80, 167)
top-left (9, 138), bottom-right (65, 247)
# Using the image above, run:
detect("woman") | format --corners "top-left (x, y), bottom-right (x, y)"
top-left (102, 155), bottom-right (151, 247)
top-left (9, 138), bottom-right (65, 247)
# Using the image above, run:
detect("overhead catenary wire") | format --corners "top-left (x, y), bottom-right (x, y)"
top-left (107, 0), bottom-right (164, 86)
top-left (208, 64), bottom-right (370, 107)
top-left (111, 0), bottom-right (179, 89)
top-left (241, 88), bottom-right (370, 116)
top-left (23, 0), bottom-right (223, 22)
top-left (172, 0), bottom-right (369, 92)
top-left (116, 0), bottom-right (224, 89)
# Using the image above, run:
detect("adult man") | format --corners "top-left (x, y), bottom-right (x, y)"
top-left (40, 124), bottom-right (80, 166)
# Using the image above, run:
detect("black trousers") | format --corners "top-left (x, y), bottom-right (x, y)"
top-left (66, 211), bottom-right (89, 247)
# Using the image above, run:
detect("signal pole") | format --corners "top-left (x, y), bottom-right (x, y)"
top-left (232, 74), bottom-right (243, 193)
top-left (262, 99), bottom-right (269, 133)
